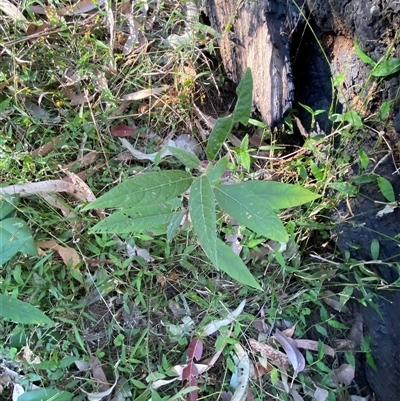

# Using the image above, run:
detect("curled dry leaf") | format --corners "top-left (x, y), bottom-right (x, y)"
top-left (82, 365), bottom-right (119, 401)
top-left (273, 329), bottom-right (306, 377)
top-left (249, 339), bottom-right (291, 371)
top-left (62, 87), bottom-right (95, 106)
top-left (64, 171), bottom-right (96, 202)
top-left (121, 85), bottom-right (170, 101)
top-left (201, 299), bottom-right (246, 337)
top-left (12, 383), bottom-right (24, 401)
top-left (376, 204), bottom-right (397, 217)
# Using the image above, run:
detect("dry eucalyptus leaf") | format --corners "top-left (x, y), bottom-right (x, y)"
top-left (249, 339), bottom-right (291, 371)
top-left (12, 383), bottom-right (24, 401)
top-left (313, 386), bottom-right (329, 401)
top-left (201, 300), bottom-right (246, 337)
top-left (295, 339), bottom-right (335, 358)
top-left (273, 329), bottom-right (306, 376)
top-left (0, 0), bottom-right (28, 23)
top-left (334, 364), bottom-right (355, 386)
top-left (90, 357), bottom-right (110, 393)
top-left (37, 240), bottom-right (81, 267)
top-left (121, 85), bottom-right (170, 101)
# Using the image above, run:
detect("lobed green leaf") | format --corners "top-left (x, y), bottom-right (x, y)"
top-left (371, 58), bottom-right (400, 77)
top-left (218, 181), bottom-right (320, 210)
top-left (83, 170), bottom-right (192, 210)
top-left (233, 67), bottom-right (253, 125)
top-left (354, 41), bottom-right (376, 66)
top-left (89, 205), bottom-right (181, 235)
top-left (164, 146), bottom-right (200, 169)
top-left (18, 389), bottom-right (72, 401)
top-left (0, 217), bottom-right (37, 265)
top-left (214, 185), bottom-right (289, 242)
top-left (206, 115), bottom-right (234, 161)
top-left (188, 176), bottom-right (218, 264)
top-left (215, 239), bottom-right (262, 290)
top-left (377, 176), bottom-right (395, 202)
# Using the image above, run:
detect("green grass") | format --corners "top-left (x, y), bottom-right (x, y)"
top-left (1, 1), bottom-right (400, 401)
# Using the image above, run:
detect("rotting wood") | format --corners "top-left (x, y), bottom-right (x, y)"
top-left (205, 0), bottom-right (299, 127)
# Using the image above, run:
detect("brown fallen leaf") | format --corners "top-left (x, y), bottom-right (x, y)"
top-left (321, 290), bottom-right (350, 313)
top-left (62, 87), bottom-right (95, 106)
top-left (111, 124), bottom-right (136, 137)
top-left (90, 356), bottom-right (110, 393)
top-left (249, 339), bottom-right (291, 371)
top-left (254, 359), bottom-right (273, 378)
top-left (31, 134), bottom-right (63, 157)
top-left (37, 240), bottom-right (81, 267)
top-left (26, 23), bottom-right (51, 37)
top-left (63, 150), bottom-right (100, 170)
top-left (63, 171), bottom-right (96, 202)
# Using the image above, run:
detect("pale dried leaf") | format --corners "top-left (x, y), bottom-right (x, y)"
top-left (0, 0), bottom-right (27, 22)
top-left (201, 300), bottom-right (246, 336)
top-left (75, 360), bottom-right (90, 371)
top-left (90, 357), bottom-right (109, 393)
top-left (121, 85), bottom-right (170, 101)
top-left (334, 364), bottom-right (354, 386)
top-left (231, 355), bottom-right (250, 401)
top-left (16, 345), bottom-right (40, 364)
top-left (289, 387), bottom-right (304, 401)
top-left (295, 339), bottom-right (335, 358)
top-left (174, 134), bottom-right (201, 157)
top-left (282, 326), bottom-right (295, 338)
top-left (376, 204), bottom-right (397, 217)
top-left (314, 386), bottom-right (329, 401)
top-left (249, 339), bottom-right (291, 371)
top-left (82, 362), bottom-right (119, 401)
top-left (123, 17), bottom-right (140, 55)
top-left (12, 383), bottom-right (24, 401)
top-left (274, 329), bottom-right (306, 376)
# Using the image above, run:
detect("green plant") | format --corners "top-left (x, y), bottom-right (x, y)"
top-left (83, 69), bottom-right (320, 290)
top-left (0, 194), bottom-right (37, 265)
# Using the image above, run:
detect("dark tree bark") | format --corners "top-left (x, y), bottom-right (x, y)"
top-left (207, 1), bottom-right (400, 400)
